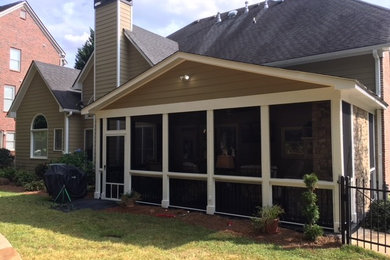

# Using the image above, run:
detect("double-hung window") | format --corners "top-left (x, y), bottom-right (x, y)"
top-left (4, 85), bottom-right (15, 112)
top-left (10, 48), bottom-right (21, 71)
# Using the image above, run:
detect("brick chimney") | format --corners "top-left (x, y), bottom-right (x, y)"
top-left (94, 0), bottom-right (133, 99)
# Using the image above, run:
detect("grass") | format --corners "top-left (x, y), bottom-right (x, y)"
top-left (0, 190), bottom-right (388, 260)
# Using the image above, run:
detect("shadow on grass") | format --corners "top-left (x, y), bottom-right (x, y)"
top-left (0, 190), bottom-right (263, 250)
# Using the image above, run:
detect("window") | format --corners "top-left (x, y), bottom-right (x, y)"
top-left (53, 128), bottom-right (63, 151)
top-left (131, 115), bottom-right (162, 171)
top-left (5, 132), bottom-right (15, 151)
top-left (169, 111), bottom-right (207, 174)
top-left (10, 48), bottom-right (21, 71)
top-left (270, 101), bottom-right (332, 181)
top-left (3, 85), bottom-right (15, 112)
top-left (214, 107), bottom-right (261, 177)
top-left (107, 117), bottom-right (125, 130)
top-left (31, 115), bottom-right (48, 158)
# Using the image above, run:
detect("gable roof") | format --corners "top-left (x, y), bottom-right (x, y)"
top-left (82, 52), bottom-right (386, 115)
top-left (168, 0), bottom-right (390, 66)
top-left (34, 61), bottom-right (81, 110)
top-left (9, 61), bottom-right (80, 117)
top-left (0, 1), bottom-right (65, 58)
top-left (124, 25), bottom-right (179, 65)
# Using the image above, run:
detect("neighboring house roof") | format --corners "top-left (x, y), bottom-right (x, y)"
top-left (34, 61), bottom-right (80, 110)
top-left (124, 25), bottom-right (179, 65)
top-left (168, 0), bottom-right (390, 66)
top-left (72, 52), bottom-right (94, 91)
top-left (0, 1), bottom-right (22, 12)
top-left (9, 61), bottom-right (80, 117)
top-left (82, 52), bottom-right (386, 115)
top-left (0, 1), bottom-right (65, 58)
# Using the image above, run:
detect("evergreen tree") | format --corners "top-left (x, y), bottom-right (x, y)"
top-left (74, 28), bottom-right (94, 70)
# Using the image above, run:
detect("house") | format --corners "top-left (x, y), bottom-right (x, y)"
top-left (9, 0), bottom-right (390, 232)
top-left (0, 1), bottom-right (66, 153)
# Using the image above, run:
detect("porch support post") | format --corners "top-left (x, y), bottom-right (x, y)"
top-left (94, 117), bottom-right (101, 199)
top-left (207, 110), bottom-right (216, 215)
top-left (261, 106), bottom-right (272, 207)
top-left (162, 113), bottom-right (169, 208)
top-left (101, 118), bottom-right (107, 199)
top-left (124, 116), bottom-right (131, 194)
top-left (331, 98), bottom-right (343, 233)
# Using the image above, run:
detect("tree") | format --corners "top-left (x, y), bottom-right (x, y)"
top-left (74, 28), bottom-right (94, 70)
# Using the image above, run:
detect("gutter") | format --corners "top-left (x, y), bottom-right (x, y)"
top-left (373, 49), bottom-right (384, 97)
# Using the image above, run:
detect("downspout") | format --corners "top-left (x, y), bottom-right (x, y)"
top-left (373, 49), bottom-right (385, 191)
top-left (65, 111), bottom-right (73, 154)
top-left (373, 49), bottom-right (383, 97)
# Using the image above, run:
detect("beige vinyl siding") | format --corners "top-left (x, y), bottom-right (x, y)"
top-left (68, 114), bottom-right (84, 153)
top-left (95, 2), bottom-right (118, 99)
top-left (287, 55), bottom-right (376, 92)
top-left (82, 64), bottom-right (94, 105)
top-left (121, 41), bottom-right (151, 84)
top-left (15, 74), bottom-right (64, 171)
top-left (105, 61), bottom-right (328, 110)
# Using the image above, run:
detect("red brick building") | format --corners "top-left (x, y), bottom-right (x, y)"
top-left (0, 1), bottom-right (65, 152)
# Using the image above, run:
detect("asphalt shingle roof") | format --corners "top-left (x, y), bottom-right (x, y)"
top-left (34, 61), bottom-right (81, 110)
top-left (0, 1), bottom-right (22, 12)
top-left (168, 0), bottom-right (390, 65)
top-left (125, 25), bottom-right (179, 65)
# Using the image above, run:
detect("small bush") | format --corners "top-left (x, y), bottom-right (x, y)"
top-left (0, 148), bottom-right (14, 168)
top-left (56, 152), bottom-right (94, 185)
top-left (35, 163), bottom-right (48, 180)
top-left (0, 167), bottom-right (16, 181)
top-left (302, 173), bottom-right (323, 242)
top-left (252, 205), bottom-right (284, 232)
top-left (304, 224), bottom-right (323, 241)
top-left (24, 180), bottom-right (46, 191)
top-left (14, 170), bottom-right (37, 186)
top-left (364, 200), bottom-right (390, 232)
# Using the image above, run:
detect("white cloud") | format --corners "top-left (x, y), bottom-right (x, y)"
top-left (63, 2), bottom-right (75, 16)
top-left (64, 32), bottom-right (90, 45)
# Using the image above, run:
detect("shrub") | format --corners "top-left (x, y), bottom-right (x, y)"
top-left (364, 200), bottom-right (390, 232)
top-left (14, 170), bottom-right (37, 186)
top-left (0, 148), bottom-right (14, 168)
top-left (0, 167), bottom-right (16, 181)
top-left (252, 205), bottom-right (284, 233)
top-left (56, 151), bottom-right (94, 185)
top-left (35, 163), bottom-right (48, 180)
top-left (302, 173), bottom-right (323, 241)
top-left (24, 180), bottom-right (46, 191)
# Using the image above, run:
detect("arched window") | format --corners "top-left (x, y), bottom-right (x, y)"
top-left (31, 114), bottom-right (48, 158)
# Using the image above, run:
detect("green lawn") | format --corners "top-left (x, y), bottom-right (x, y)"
top-left (0, 190), bottom-right (387, 260)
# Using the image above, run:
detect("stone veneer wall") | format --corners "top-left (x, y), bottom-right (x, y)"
top-left (353, 106), bottom-right (370, 183)
top-left (312, 101), bottom-right (333, 181)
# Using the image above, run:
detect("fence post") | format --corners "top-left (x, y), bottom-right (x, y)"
top-left (346, 176), bottom-right (351, 245)
top-left (340, 176), bottom-right (346, 244)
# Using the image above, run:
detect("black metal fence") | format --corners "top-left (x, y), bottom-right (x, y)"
top-left (340, 176), bottom-right (390, 254)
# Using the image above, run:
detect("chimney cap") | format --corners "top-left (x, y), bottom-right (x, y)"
top-left (94, 0), bottom-right (133, 9)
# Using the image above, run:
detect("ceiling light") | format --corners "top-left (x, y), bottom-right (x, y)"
top-left (180, 75), bottom-right (190, 81)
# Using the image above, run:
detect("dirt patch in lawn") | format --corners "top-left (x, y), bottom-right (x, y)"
top-left (105, 204), bottom-right (341, 250)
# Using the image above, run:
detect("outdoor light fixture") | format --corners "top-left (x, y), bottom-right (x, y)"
top-left (180, 74), bottom-right (190, 81)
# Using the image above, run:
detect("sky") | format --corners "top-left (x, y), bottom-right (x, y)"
top-left (1, 0), bottom-right (390, 68)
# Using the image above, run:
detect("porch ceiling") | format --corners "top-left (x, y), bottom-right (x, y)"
top-left (104, 61), bottom-right (330, 110)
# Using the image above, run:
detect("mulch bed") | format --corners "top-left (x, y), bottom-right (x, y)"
top-left (0, 184), bottom-right (341, 249)
top-left (106, 204), bottom-right (341, 249)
